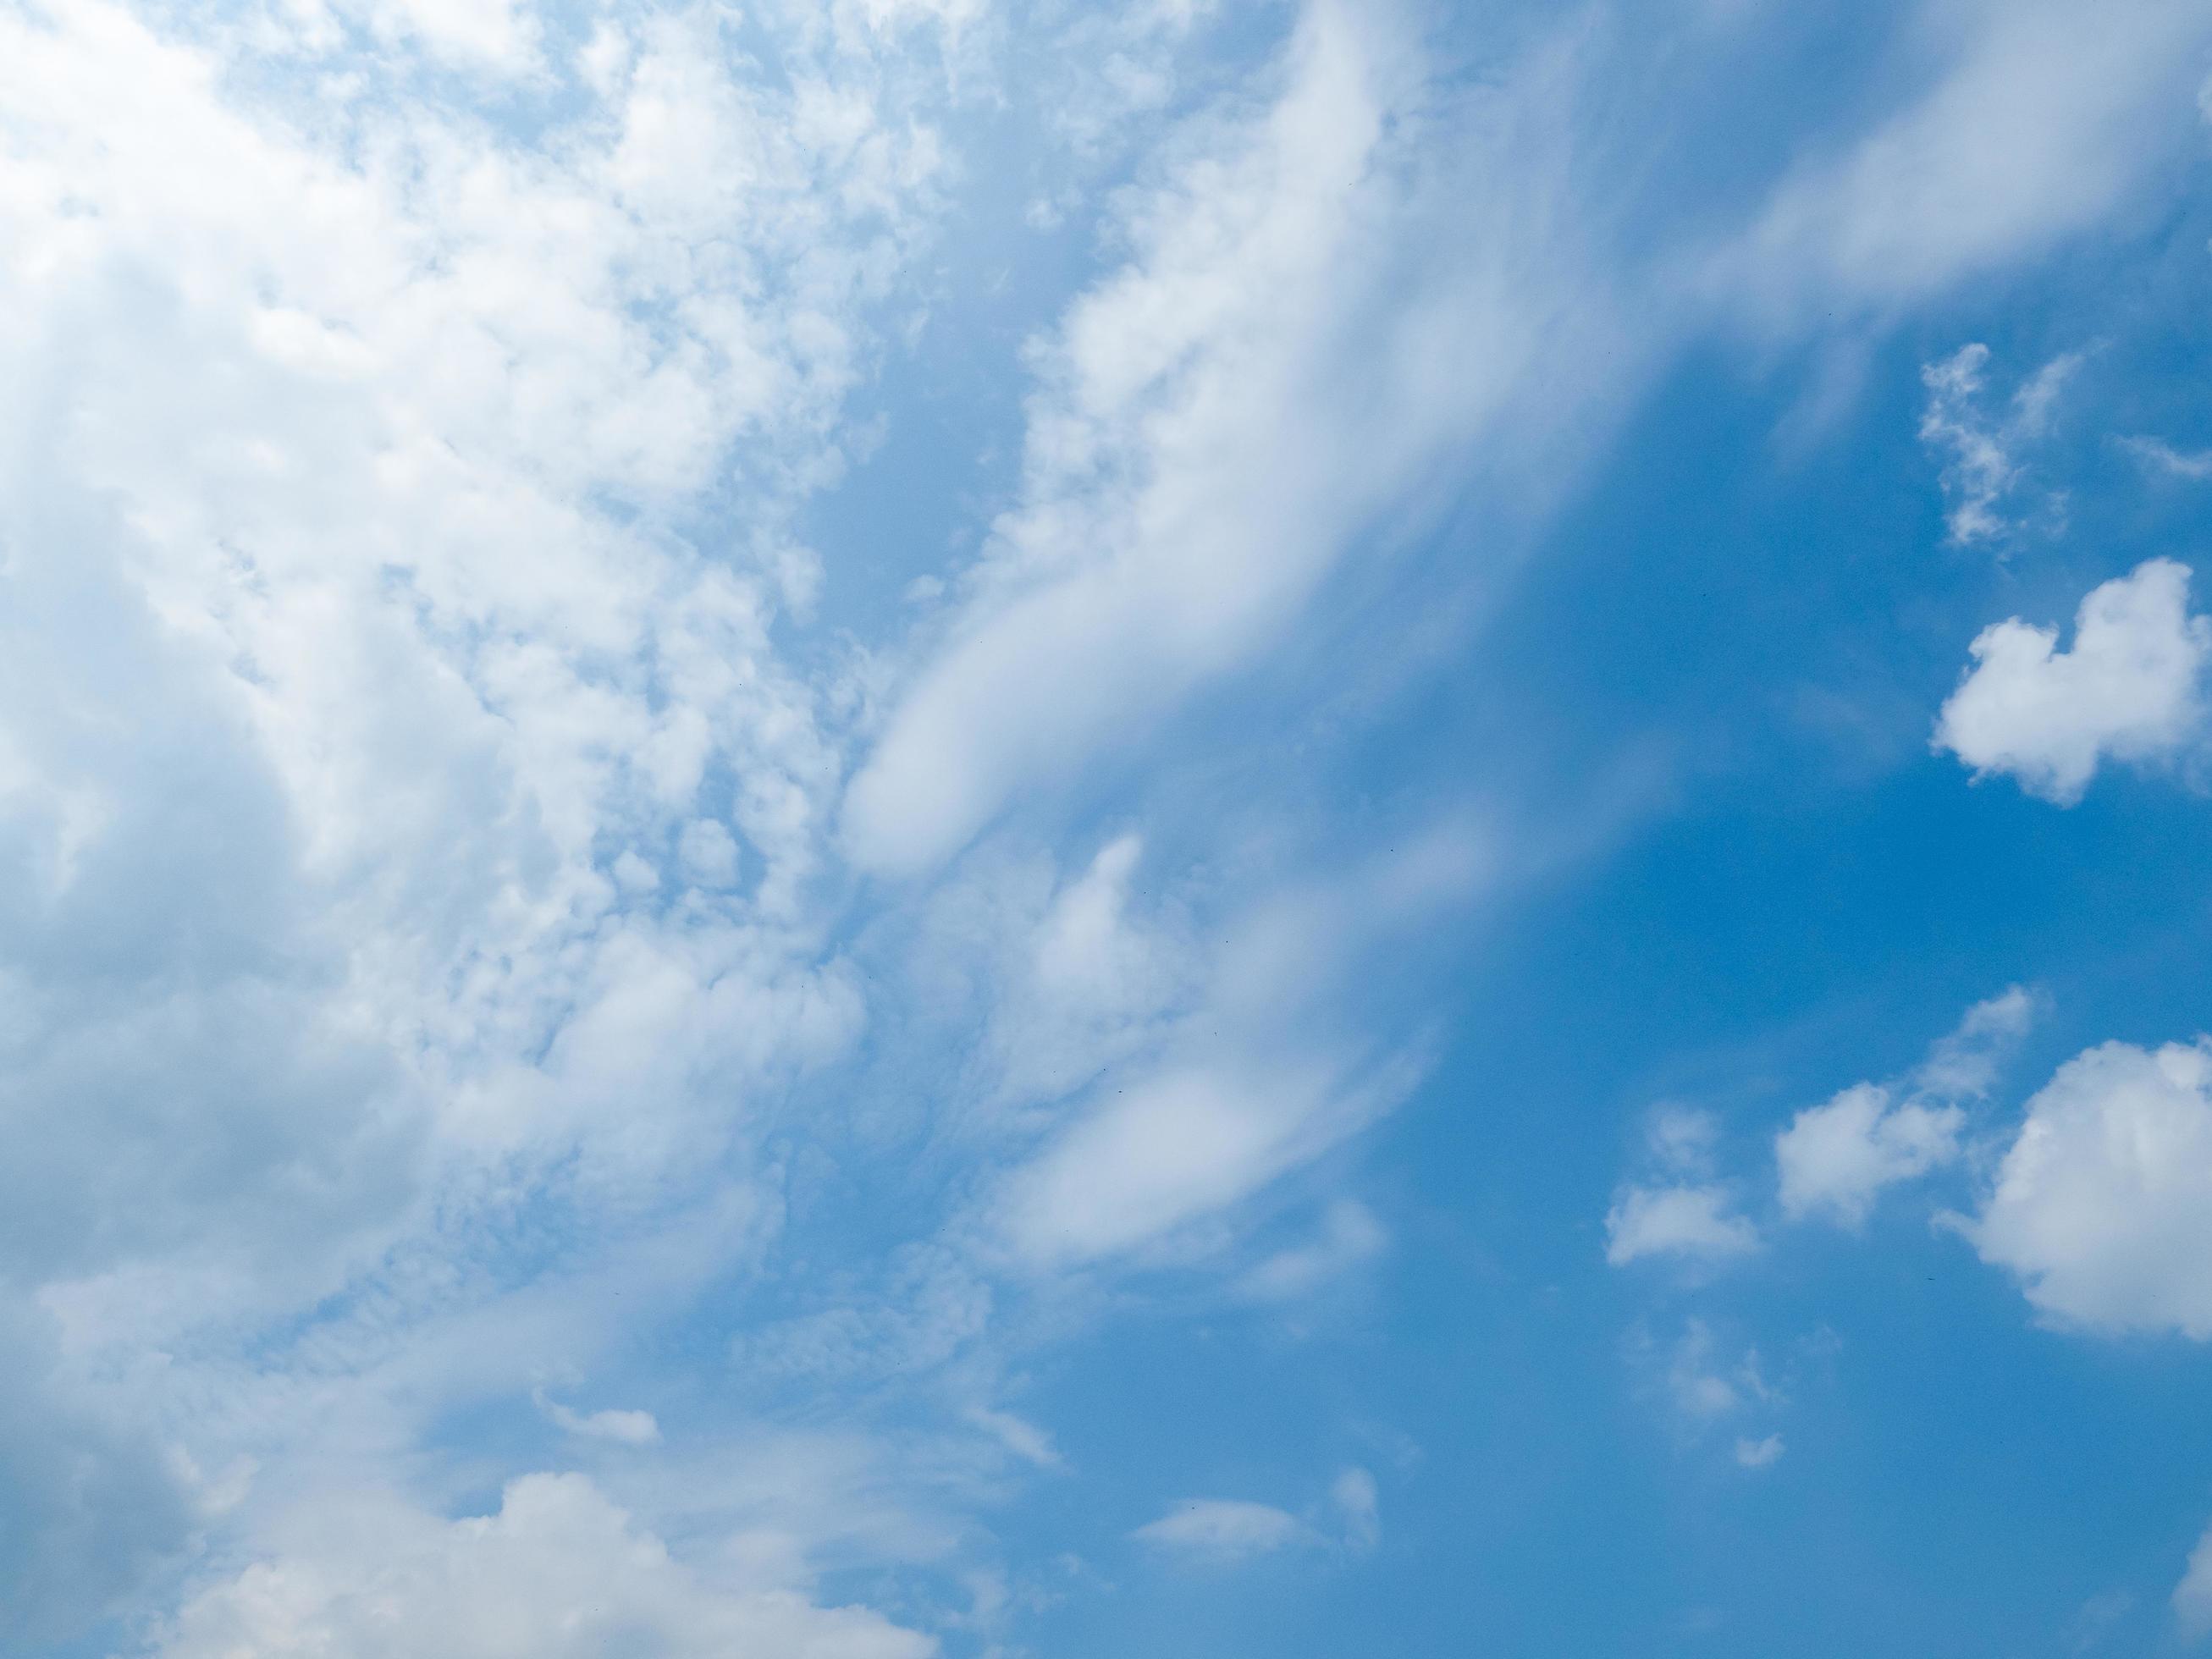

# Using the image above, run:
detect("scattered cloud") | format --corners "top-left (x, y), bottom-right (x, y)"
top-left (1605, 1106), bottom-right (1758, 1266)
top-left (1915, 985), bottom-right (2042, 1100)
top-left (1917, 343), bottom-right (2079, 546)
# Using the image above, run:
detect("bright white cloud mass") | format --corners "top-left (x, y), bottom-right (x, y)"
top-left (12, 0), bottom-right (2212, 1652)
top-left (1966, 1039), bottom-right (2212, 1339)
top-left (1935, 558), bottom-right (2212, 802)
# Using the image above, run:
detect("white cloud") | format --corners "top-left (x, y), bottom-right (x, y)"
top-left (2123, 435), bottom-right (2212, 481)
top-left (1655, 1319), bottom-right (1772, 1422)
top-left (0, 0), bottom-right (964, 1640)
top-left (1935, 559), bottom-right (2212, 803)
top-left (10, 0), bottom-right (2205, 1647)
top-left (154, 1474), bottom-right (935, 1659)
top-left (1914, 984), bottom-right (2041, 1101)
top-left (963, 1408), bottom-right (1065, 1472)
top-left (1775, 1084), bottom-right (1963, 1228)
top-left (1646, 1105), bottom-right (1724, 1174)
top-left (1917, 343), bottom-right (2078, 545)
top-left (1237, 1199), bottom-right (1387, 1301)
top-left (840, 0), bottom-right (1629, 874)
top-left (677, 819), bottom-right (743, 890)
top-left (998, 1056), bottom-right (1384, 1267)
top-left (1963, 1039), bottom-right (2212, 1337)
top-left (1132, 1498), bottom-right (1313, 1563)
top-left (538, 1393), bottom-right (663, 1447)
top-left (1724, 0), bottom-right (2212, 320)
top-left (1776, 988), bottom-right (2036, 1226)
top-left (1604, 1184), bottom-right (1760, 1267)
top-left (343, 0), bottom-right (542, 72)
top-left (991, 830), bottom-right (1481, 1270)
top-left (1603, 1105), bottom-right (1757, 1267)
top-left (1734, 1434), bottom-right (1785, 1469)
top-left (1332, 1467), bottom-right (1381, 1553)
top-left (2176, 1519), bottom-right (2212, 1638)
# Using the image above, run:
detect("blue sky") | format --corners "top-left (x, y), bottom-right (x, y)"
top-left (9, 0), bottom-right (2212, 1655)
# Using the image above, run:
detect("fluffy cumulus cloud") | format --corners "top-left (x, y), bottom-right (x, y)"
top-left (155, 1474), bottom-right (934, 1659)
top-left (1965, 1039), bottom-right (2212, 1337)
top-left (1935, 559), bottom-right (2212, 802)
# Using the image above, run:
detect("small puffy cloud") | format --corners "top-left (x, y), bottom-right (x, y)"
top-left (155, 1474), bottom-right (934, 1659)
top-left (1604, 1183), bottom-right (1760, 1266)
top-left (1935, 559), bottom-right (2212, 804)
top-left (1775, 1084), bottom-right (1963, 1228)
top-left (1734, 1434), bottom-right (1785, 1469)
top-left (1133, 1498), bottom-right (1313, 1563)
top-left (1963, 1039), bottom-right (2212, 1337)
